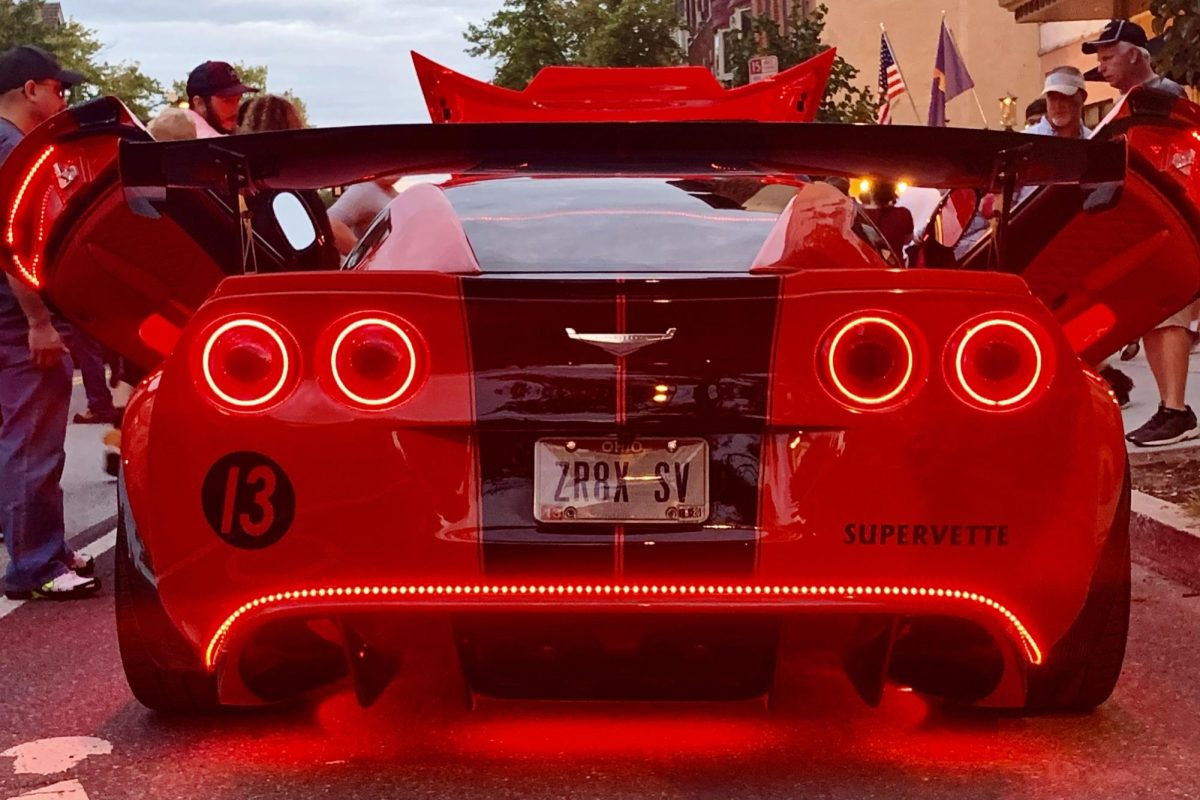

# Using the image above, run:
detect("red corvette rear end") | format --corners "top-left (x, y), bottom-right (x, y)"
top-left (3, 70), bottom-right (1199, 713)
top-left (118, 258), bottom-right (1123, 711)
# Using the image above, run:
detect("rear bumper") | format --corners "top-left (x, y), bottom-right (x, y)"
top-left (209, 587), bottom-right (1035, 707)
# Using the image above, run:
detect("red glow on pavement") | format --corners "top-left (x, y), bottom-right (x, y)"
top-left (449, 710), bottom-right (771, 757)
top-left (205, 583), bottom-right (1042, 670)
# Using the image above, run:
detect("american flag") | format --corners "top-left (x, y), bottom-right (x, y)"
top-left (877, 32), bottom-right (907, 125)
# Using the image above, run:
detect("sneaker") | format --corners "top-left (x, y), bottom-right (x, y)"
top-left (67, 551), bottom-right (95, 577)
top-left (1099, 366), bottom-right (1134, 408)
top-left (4, 571), bottom-right (101, 600)
top-left (1126, 404), bottom-right (1167, 442)
top-left (1127, 405), bottom-right (1200, 447)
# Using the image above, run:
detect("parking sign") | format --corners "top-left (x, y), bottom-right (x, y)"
top-left (748, 55), bottom-right (779, 84)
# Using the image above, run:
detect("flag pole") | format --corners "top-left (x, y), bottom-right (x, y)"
top-left (881, 23), bottom-right (921, 122)
top-left (942, 13), bottom-right (990, 128)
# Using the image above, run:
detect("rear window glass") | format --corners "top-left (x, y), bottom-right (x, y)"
top-left (444, 177), bottom-right (791, 273)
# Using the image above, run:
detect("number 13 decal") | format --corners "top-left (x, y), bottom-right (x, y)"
top-left (203, 452), bottom-right (295, 549)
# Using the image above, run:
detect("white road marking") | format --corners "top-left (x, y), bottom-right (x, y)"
top-left (4, 779), bottom-right (90, 800)
top-left (0, 530), bottom-right (116, 621)
top-left (1, 737), bottom-right (111, 775)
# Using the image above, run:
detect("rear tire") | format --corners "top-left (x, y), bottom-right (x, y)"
top-left (115, 495), bottom-right (220, 713)
top-left (1022, 467), bottom-right (1131, 712)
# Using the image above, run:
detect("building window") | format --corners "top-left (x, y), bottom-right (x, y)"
top-left (1085, 99), bottom-right (1115, 130)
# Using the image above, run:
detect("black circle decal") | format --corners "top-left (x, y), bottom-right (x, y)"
top-left (201, 452), bottom-right (295, 549)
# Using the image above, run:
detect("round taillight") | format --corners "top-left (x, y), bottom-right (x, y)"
top-left (328, 316), bottom-right (426, 408)
top-left (821, 314), bottom-right (918, 409)
top-left (948, 316), bottom-right (1050, 410)
top-left (200, 318), bottom-right (295, 410)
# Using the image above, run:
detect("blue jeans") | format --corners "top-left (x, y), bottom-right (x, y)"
top-left (1, 335), bottom-right (72, 593)
top-left (61, 323), bottom-right (114, 418)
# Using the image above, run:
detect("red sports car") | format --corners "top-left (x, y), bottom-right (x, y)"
top-left (3, 54), bottom-right (1199, 713)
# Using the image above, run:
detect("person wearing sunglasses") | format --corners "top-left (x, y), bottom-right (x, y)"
top-left (0, 45), bottom-right (100, 599)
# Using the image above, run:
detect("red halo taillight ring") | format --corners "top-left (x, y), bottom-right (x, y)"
top-left (946, 315), bottom-right (1053, 411)
top-left (820, 313), bottom-right (921, 409)
top-left (198, 316), bottom-right (298, 411)
top-left (325, 314), bottom-right (427, 409)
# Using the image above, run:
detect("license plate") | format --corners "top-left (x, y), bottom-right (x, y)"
top-left (534, 438), bottom-right (709, 524)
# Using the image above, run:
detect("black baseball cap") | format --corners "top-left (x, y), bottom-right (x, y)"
top-left (186, 61), bottom-right (258, 99)
top-left (0, 45), bottom-right (86, 94)
top-left (1081, 19), bottom-right (1162, 55)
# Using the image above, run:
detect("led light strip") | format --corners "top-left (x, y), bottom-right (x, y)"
top-left (6, 145), bottom-right (57, 288)
top-left (204, 583), bottom-right (1042, 670)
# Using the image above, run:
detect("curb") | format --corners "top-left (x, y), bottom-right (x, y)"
top-left (1130, 490), bottom-right (1200, 594)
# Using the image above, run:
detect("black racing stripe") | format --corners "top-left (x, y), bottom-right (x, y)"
top-left (621, 433), bottom-right (762, 578)
top-left (621, 276), bottom-right (779, 578)
top-left (623, 276), bottom-right (779, 426)
top-left (461, 277), bottom-right (619, 425)
top-left (464, 278), bottom-right (619, 579)
top-left (462, 275), bottom-right (780, 581)
top-left (475, 430), bottom-right (617, 579)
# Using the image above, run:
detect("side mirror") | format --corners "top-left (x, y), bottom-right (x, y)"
top-left (928, 187), bottom-right (979, 249)
top-left (272, 191), bottom-right (317, 251)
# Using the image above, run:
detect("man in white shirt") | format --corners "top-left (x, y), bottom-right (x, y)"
top-left (1024, 67), bottom-right (1092, 139)
top-left (329, 177), bottom-right (399, 255)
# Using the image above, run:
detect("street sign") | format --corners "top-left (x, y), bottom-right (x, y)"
top-left (748, 55), bottom-right (779, 84)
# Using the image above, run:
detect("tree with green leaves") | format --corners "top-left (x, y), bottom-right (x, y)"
top-left (724, 3), bottom-right (876, 123)
top-left (0, 0), bottom-right (162, 119)
top-left (170, 63), bottom-right (309, 125)
top-left (465, 0), bottom-right (683, 90)
top-left (1151, 0), bottom-right (1200, 89)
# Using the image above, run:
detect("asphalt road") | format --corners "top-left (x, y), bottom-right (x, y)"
top-left (1, 382), bottom-right (1199, 800)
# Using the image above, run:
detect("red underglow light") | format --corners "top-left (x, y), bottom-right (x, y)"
top-left (952, 318), bottom-right (1043, 408)
top-left (824, 315), bottom-right (916, 407)
top-left (6, 145), bottom-right (57, 288)
top-left (204, 583), bottom-right (1042, 670)
top-left (200, 318), bottom-right (293, 409)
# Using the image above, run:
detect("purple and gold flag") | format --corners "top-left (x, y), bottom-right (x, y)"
top-left (928, 20), bottom-right (975, 127)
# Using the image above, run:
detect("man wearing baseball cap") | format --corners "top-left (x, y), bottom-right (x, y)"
top-left (1083, 21), bottom-right (1198, 447)
top-left (1082, 18), bottom-right (1185, 99)
top-left (0, 45), bottom-right (100, 599)
top-left (1025, 66), bottom-right (1091, 139)
top-left (184, 60), bottom-right (258, 137)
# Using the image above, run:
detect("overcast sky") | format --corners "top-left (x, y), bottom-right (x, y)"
top-left (80, 0), bottom-right (501, 126)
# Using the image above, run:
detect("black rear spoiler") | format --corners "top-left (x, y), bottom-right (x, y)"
top-left (118, 118), bottom-right (1127, 193)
